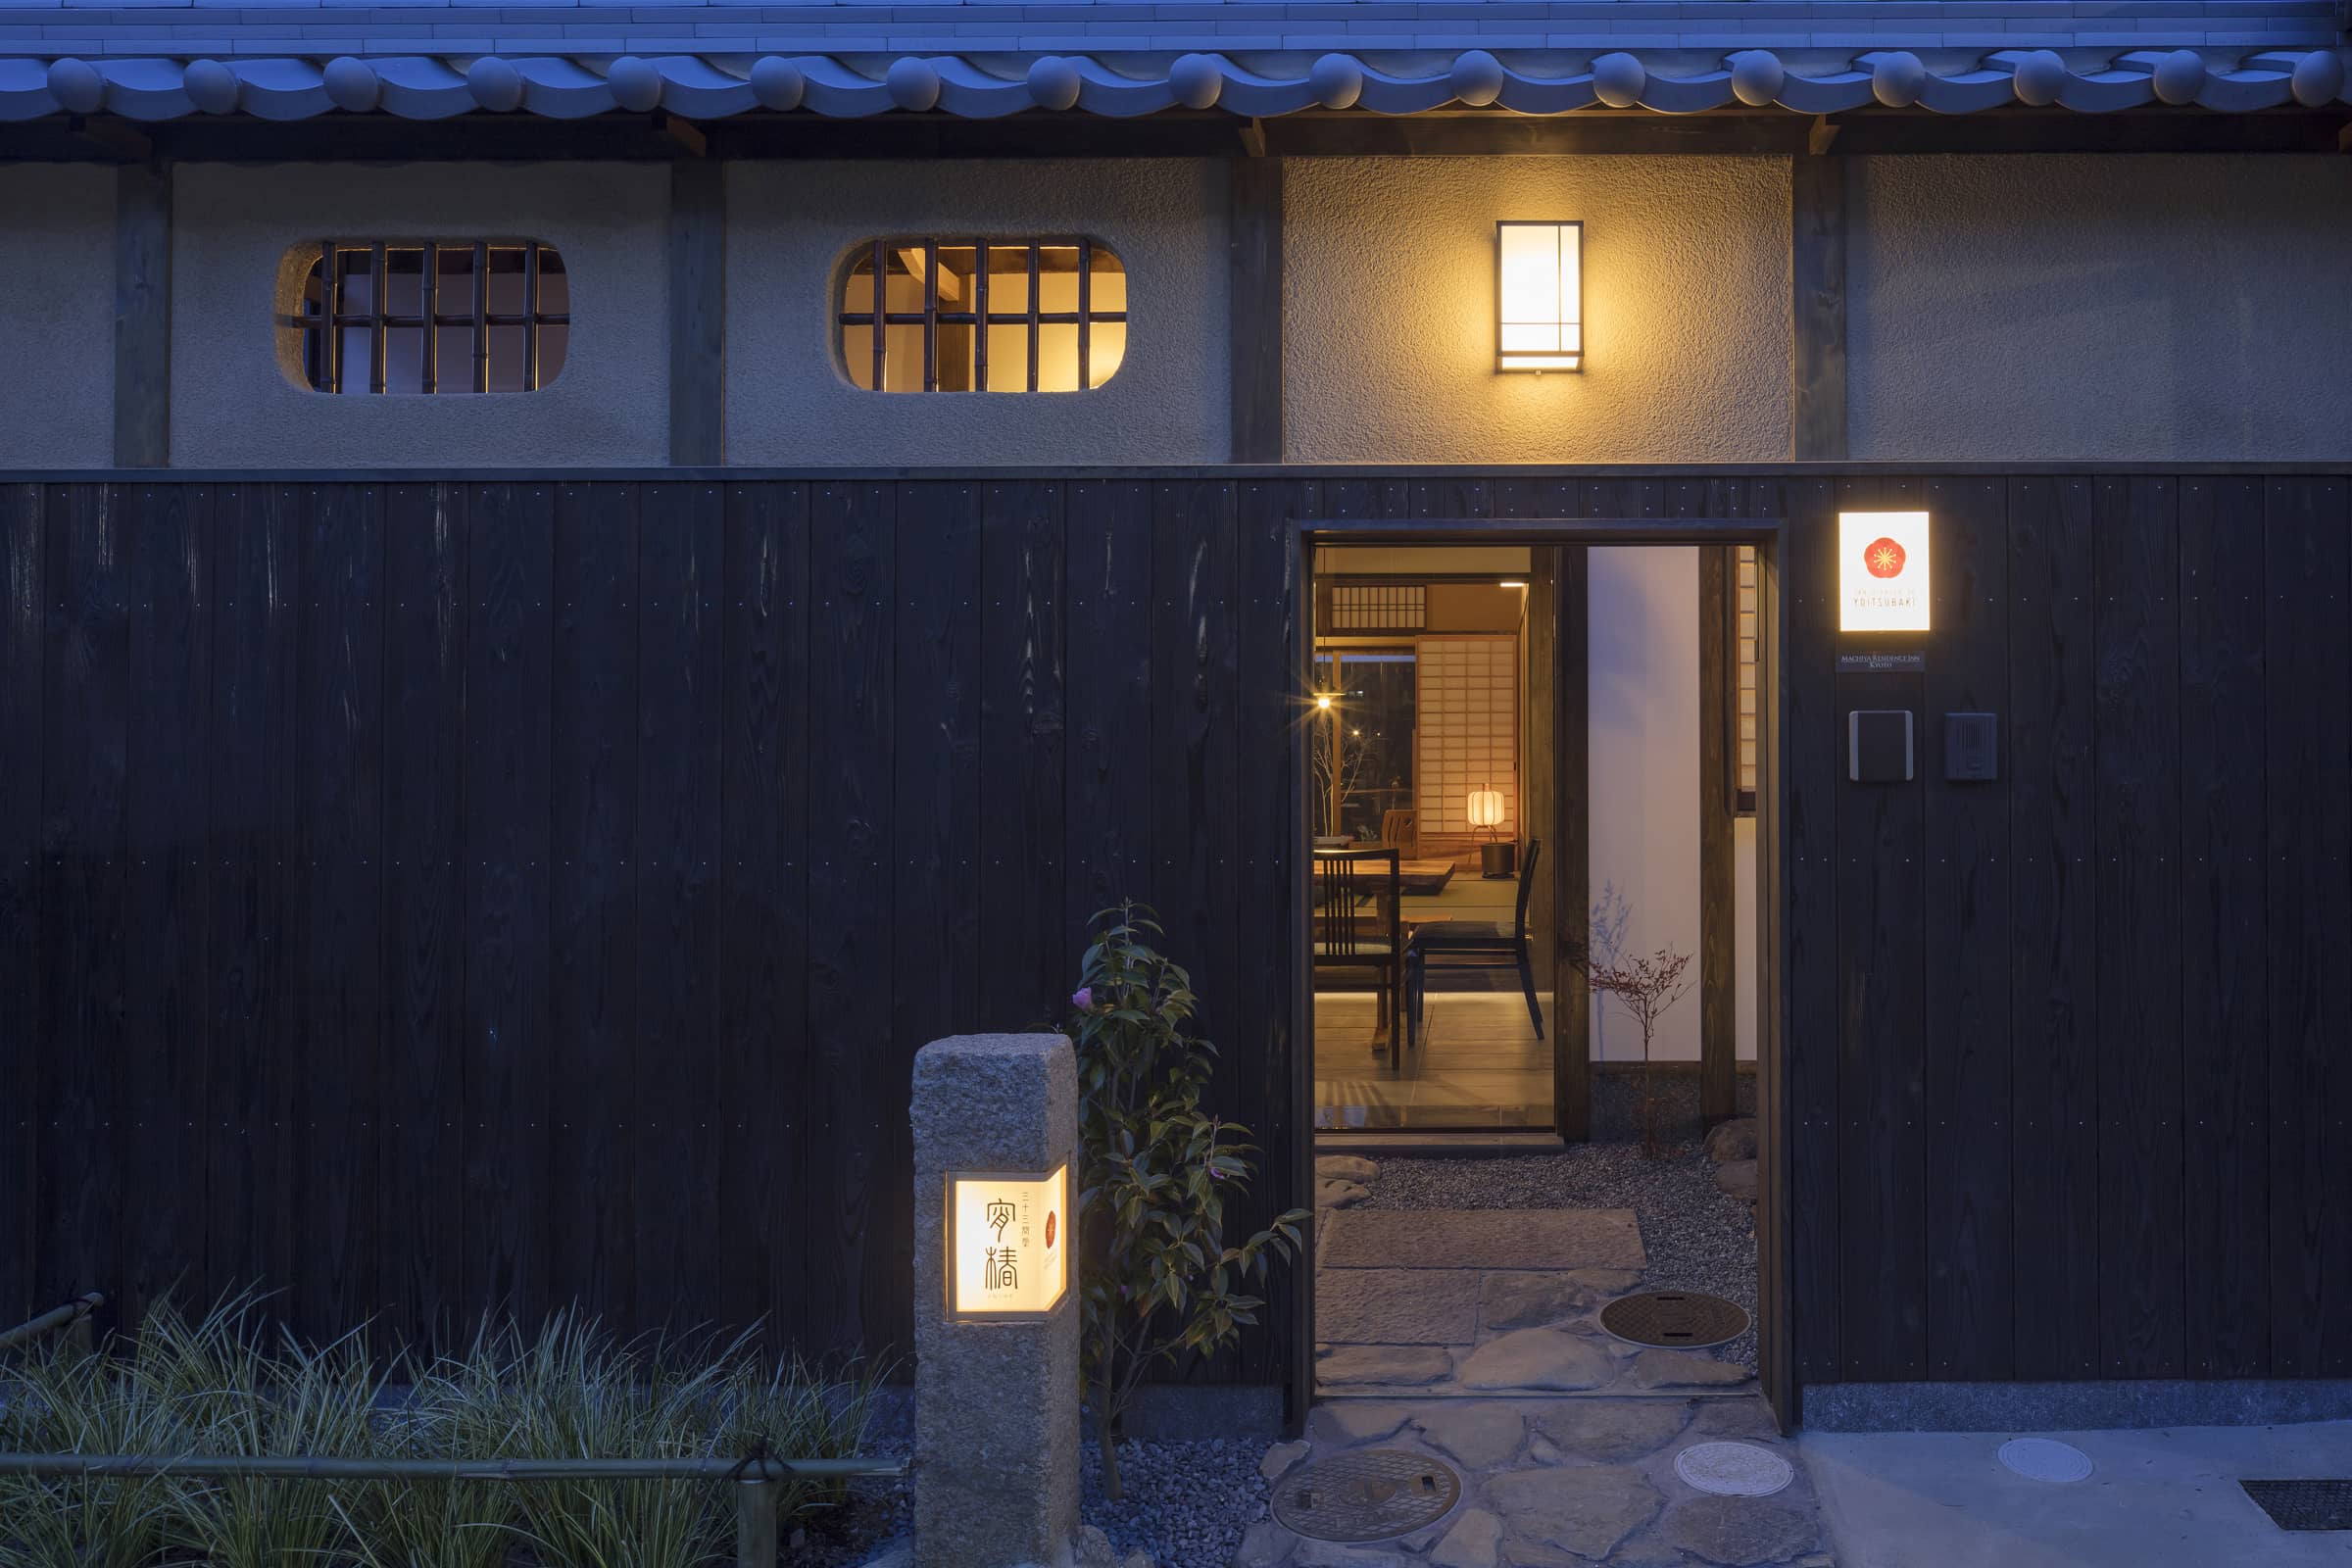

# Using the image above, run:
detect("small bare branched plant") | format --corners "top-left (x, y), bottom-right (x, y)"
top-left (1570, 884), bottom-right (1696, 1158)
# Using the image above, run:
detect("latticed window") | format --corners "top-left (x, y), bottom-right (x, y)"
top-left (1734, 545), bottom-right (1760, 812)
top-left (840, 238), bottom-right (1126, 392)
top-left (294, 241), bottom-right (568, 394)
top-left (1330, 583), bottom-right (1427, 632)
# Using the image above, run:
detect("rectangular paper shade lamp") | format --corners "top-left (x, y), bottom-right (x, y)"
top-left (1466, 788), bottom-right (1506, 829)
top-left (1497, 221), bottom-right (1583, 372)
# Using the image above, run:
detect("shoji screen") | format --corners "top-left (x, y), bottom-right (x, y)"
top-left (1416, 635), bottom-right (1518, 844)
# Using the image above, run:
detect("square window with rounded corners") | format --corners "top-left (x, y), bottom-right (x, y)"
top-left (277, 240), bottom-right (568, 394)
top-left (838, 237), bottom-right (1126, 393)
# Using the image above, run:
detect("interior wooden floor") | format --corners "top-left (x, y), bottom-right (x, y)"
top-left (1313, 990), bottom-right (1555, 1131)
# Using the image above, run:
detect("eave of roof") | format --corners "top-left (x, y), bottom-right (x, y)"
top-left (3, 40), bottom-right (2345, 120)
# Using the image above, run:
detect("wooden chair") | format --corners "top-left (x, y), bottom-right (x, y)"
top-left (1311, 848), bottom-right (1411, 1056)
top-left (1378, 807), bottom-right (1418, 857)
top-left (1405, 839), bottom-right (1544, 1039)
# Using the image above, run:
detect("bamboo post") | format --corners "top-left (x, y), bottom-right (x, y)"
top-left (734, 1477), bottom-right (780, 1568)
top-left (0, 1293), bottom-right (104, 1352)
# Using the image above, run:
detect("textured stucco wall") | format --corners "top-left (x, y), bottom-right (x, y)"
top-left (725, 160), bottom-right (1228, 466)
top-left (170, 164), bottom-right (668, 468)
top-left (1283, 157), bottom-right (1791, 466)
top-left (0, 165), bottom-right (117, 469)
top-left (1851, 155), bottom-right (2352, 463)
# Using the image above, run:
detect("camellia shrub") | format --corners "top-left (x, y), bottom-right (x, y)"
top-left (1064, 904), bottom-right (1310, 1500)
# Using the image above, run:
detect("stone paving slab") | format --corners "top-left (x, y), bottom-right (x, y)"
top-left (1317, 1267), bottom-right (1485, 1345)
top-left (1320, 1208), bottom-right (1646, 1273)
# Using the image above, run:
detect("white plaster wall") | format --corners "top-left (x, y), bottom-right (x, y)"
top-left (0, 165), bottom-right (117, 469)
top-left (1851, 155), bottom-right (2352, 463)
top-left (1283, 157), bottom-right (1790, 465)
top-left (725, 160), bottom-right (1228, 466)
top-left (169, 164), bottom-right (669, 468)
top-left (1588, 545), bottom-right (1703, 1064)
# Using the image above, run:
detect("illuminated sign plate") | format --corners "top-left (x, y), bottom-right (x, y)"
top-left (1838, 512), bottom-right (1932, 634)
top-left (947, 1164), bottom-right (1069, 1321)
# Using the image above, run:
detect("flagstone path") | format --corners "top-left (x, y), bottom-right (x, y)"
top-left (1260, 1158), bottom-right (1827, 1565)
top-left (1312, 1162), bottom-right (1754, 1401)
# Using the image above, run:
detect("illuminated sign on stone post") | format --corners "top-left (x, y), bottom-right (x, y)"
top-left (910, 1034), bottom-right (1080, 1568)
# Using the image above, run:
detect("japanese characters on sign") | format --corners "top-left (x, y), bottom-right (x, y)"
top-left (948, 1164), bottom-right (1068, 1319)
top-left (1838, 511), bottom-right (1932, 634)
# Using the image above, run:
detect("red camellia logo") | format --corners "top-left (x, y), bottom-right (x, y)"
top-left (1045, 1211), bottom-right (1056, 1249)
top-left (1864, 537), bottom-right (1907, 579)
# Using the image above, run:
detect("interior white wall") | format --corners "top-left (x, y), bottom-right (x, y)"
top-left (1588, 545), bottom-right (1702, 1063)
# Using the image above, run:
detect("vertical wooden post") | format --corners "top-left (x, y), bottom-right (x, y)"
top-left (1698, 546), bottom-right (1738, 1126)
top-left (1553, 545), bottom-right (1591, 1142)
top-left (668, 159), bottom-right (725, 466)
top-left (733, 1476), bottom-right (778, 1568)
top-left (1229, 157), bottom-right (1284, 464)
top-left (1789, 156), bottom-right (1847, 463)
top-left (1523, 550), bottom-right (1557, 994)
top-left (114, 163), bottom-right (172, 468)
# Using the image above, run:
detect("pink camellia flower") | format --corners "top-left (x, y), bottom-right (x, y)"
top-left (1071, 987), bottom-right (1094, 1010)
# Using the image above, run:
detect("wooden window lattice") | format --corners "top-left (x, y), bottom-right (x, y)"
top-left (840, 238), bottom-right (1127, 393)
top-left (1330, 583), bottom-right (1427, 632)
top-left (297, 240), bottom-right (568, 395)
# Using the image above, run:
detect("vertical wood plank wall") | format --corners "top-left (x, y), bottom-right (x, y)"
top-left (3, 471), bottom-right (2347, 1398)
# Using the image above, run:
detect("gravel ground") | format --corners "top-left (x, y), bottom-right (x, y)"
top-left (791, 1431), bottom-right (1270, 1568)
top-left (1359, 1142), bottom-right (1759, 1369)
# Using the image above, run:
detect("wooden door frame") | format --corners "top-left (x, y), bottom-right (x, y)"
top-left (1287, 515), bottom-right (1794, 1431)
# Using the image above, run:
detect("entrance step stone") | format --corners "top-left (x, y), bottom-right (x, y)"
top-left (1317, 1154), bottom-right (1380, 1184)
top-left (1317, 1267), bottom-right (1482, 1345)
top-left (1413, 1402), bottom-right (1527, 1469)
top-left (1486, 1465), bottom-right (1664, 1560)
top-left (1660, 1494), bottom-right (1819, 1566)
top-left (1307, 1401), bottom-right (1412, 1445)
top-left (1630, 1348), bottom-right (1753, 1390)
top-left (1320, 1209), bottom-right (1645, 1272)
top-left (1478, 1268), bottom-right (1639, 1330)
top-left (1533, 1398), bottom-right (1694, 1463)
top-left (1430, 1507), bottom-right (1504, 1568)
top-left (1457, 1329), bottom-right (1617, 1392)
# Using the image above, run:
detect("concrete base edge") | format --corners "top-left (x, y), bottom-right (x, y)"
top-left (1800, 1378), bottom-right (2352, 1432)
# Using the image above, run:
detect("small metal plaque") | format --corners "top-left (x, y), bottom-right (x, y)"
top-left (2242, 1480), bottom-right (2352, 1532)
top-left (1838, 652), bottom-right (1925, 673)
top-left (1599, 1290), bottom-right (1751, 1350)
top-left (1272, 1449), bottom-right (1461, 1543)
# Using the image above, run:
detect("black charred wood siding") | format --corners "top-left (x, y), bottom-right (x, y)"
top-left (2, 471), bottom-right (2347, 1396)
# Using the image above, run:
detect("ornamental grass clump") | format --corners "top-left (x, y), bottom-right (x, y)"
top-left (1065, 903), bottom-right (1310, 1501)
top-left (0, 1291), bottom-right (885, 1568)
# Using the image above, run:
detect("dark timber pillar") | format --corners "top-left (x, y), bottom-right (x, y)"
top-left (1229, 157), bottom-right (1284, 463)
top-left (1790, 156), bottom-right (1847, 462)
top-left (1698, 547), bottom-right (1738, 1126)
top-left (1553, 545), bottom-right (1592, 1142)
top-left (113, 164), bottom-right (171, 468)
top-left (668, 159), bottom-right (725, 466)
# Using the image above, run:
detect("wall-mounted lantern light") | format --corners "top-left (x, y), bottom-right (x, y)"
top-left (1838, 511), bottom-right (1932, 633)
top-left (946, 1163), bottom-right (1068, 1321)
top-left (1496, 220), bottom-right (1583, 373)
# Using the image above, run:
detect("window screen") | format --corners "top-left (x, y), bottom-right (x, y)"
top-left (294, 241), bottom-right (568, 395)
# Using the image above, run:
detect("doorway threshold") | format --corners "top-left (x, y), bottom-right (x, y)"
top-left (1314, 1131), bottom-right (1565, 1156)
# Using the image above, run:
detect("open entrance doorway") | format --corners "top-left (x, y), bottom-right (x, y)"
top-left (1292, 516), bottom-right (1791, 1442)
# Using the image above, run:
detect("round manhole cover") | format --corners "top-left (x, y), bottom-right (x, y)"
top-left (1600, 1290), bottom-right (1751, 1349)
top-left (1998, 1438), bottom-right (2093, 1484)
top-left (1271, 1448), bottom-right (1461, 1543)
top-left (1675, 1441), bottom-right (1795, 1497)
